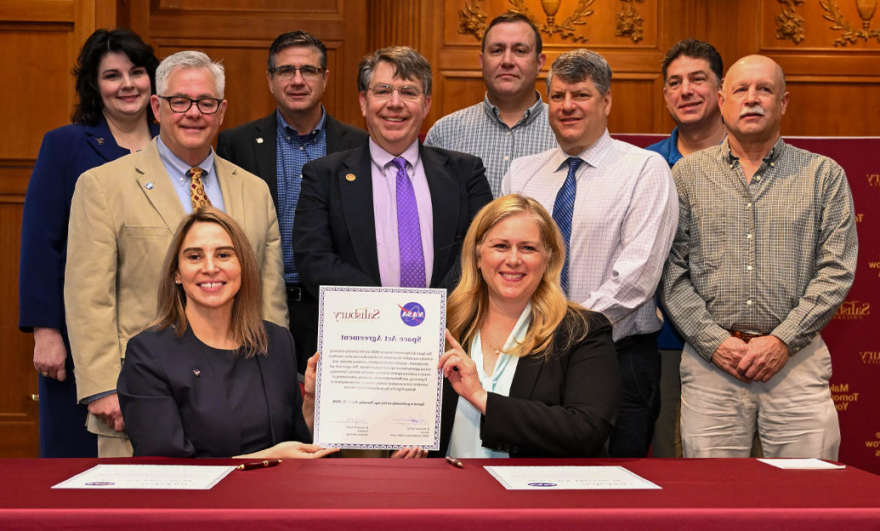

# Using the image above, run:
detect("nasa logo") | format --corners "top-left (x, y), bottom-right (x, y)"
top-left (399, 302), bottom-right (426, 327)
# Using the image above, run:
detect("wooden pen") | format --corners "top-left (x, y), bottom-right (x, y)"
top-left (237, 459), bottom-right (283, 471)
top-left (445, 456), bottom-right (464, 468)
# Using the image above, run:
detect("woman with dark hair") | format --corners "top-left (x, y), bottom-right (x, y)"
top-left (19, 28), bottom-right (160, 457)
top-left (435, 194), bottom-right (621, 458)
top-left (118, 208), bottom-right (337, 459)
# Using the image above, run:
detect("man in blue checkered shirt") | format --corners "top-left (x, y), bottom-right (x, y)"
top-left (218, 31), bottom-right (368, 372)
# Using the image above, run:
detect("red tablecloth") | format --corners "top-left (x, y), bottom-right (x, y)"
top-left (1, 458), bottom-right (879, 530)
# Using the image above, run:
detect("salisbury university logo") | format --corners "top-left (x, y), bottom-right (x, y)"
top-left (399, 302), bottom-right (425, 327)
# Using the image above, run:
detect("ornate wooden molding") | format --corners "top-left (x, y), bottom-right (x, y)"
top-left (776, 0), bottom-right (806, 44)
top-left (459, 0), bottom-right (489, 40)
top-left (459, 0), bottom-right (595, 43)
top-left (820, 0), bottom-right (880, 46)
top-left (615, 0), bottom-right (645, 43)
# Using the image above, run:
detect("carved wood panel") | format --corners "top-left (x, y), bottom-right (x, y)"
top-left (127, 0), bottom-right (369, 130)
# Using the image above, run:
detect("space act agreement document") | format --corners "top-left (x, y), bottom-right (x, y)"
top-left (485, 466), bottom-right (662, 490)
top-left (314, 286), bottom-right (446, 450)
top-left (52, 465), bottom-right (235, 490)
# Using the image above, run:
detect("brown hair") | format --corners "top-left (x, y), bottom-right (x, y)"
top-left (447, 194), bottom-right (588, 359)
top-left (152, 207), bottom-right (267, 356)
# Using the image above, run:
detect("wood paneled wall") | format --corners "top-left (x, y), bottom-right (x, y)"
top-left (0, 0), bottom-right (877, 456)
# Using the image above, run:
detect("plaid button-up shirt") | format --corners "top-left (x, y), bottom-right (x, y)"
top-left (662, 137), bottom-right (858, 360)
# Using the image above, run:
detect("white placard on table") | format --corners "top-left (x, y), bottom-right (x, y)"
top-left (314, 286), bottom-right (446, 450)
top-left (52, 464), bottom-right (236, 490)
top-left (485, 466), bottom-right (662, 490)
top-left (758, 458), bottom-right (846, 470)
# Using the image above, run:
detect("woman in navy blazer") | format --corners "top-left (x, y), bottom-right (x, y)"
top-left (118, 208), bottom-right (337, 459)
top-left (434, 195), bottom-right (621, 458)
top-left (19, 29), bottom-right (159, 457)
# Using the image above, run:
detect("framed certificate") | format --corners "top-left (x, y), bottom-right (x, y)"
top-left (314, 286), bottom-right (446, 450)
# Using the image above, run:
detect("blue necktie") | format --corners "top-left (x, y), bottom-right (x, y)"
top-left (392, 157), bottom-right (426, 288)
top-left (552, 157), bottom-right (582, 296)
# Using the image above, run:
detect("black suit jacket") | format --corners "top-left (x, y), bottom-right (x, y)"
top-left (216, 111), bottom-right (368, 209)
top-left (293, 142), bottom-right (492, 296)
top-left (118, 322), bottom-right (311, 457)
top-left (434, 310), bottom-right (621, 458)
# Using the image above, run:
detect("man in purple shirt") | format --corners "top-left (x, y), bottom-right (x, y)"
top-left (293, 46), bottom-right (492, 296)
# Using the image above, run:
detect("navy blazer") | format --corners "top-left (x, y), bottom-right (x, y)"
top-left (118, 321), bottom-right (311, 458)
top-left (433, 310), bottom-right (621, 458)
top-left (216, 111), bottom-right (369, 210)
top-left (19, 118), bottom-right (160, 332)
top-left (292, 142), bottom-right (493, 296)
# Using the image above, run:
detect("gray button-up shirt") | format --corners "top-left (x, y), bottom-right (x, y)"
top-left (662, 137), bottom-right (858, 360)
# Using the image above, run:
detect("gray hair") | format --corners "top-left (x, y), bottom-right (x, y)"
top-left (546, 49), bottom-right (612, 95)
top-left (156, 51), bottom-right (226, 98)
top-left (357, 46), bottom-right (432, 96)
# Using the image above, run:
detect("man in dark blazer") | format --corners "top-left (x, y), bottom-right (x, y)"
top-left (217, 31), bottom-right (367, 370)
top-left (293, 46), bottom-right (492, 301)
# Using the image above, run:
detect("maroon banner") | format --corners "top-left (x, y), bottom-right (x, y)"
top-left (614, 134), bottom-right (880, 475)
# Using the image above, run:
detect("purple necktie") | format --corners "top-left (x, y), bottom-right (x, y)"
top-left (392, 157), bottom-right (426, 288)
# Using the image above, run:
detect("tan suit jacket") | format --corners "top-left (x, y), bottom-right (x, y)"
top-left (65, 139), bottom-right (288, 426)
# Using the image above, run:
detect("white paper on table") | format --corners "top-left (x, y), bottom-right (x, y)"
top-left (484, 466), bottom-right (662, 490)
top-left (314, 286), bottom-right (446, 450)
top-left (758, 458), bottom-right (846, 470)
top-left (52, 464), bottom-right (236, 490)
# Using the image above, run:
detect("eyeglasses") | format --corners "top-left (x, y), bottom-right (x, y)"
top-left (366, 84), bottom-right (424, 102)
top-left (269, 65), bottom-right (324, 80)
top-left (158, 96), bottom-right (224, 114)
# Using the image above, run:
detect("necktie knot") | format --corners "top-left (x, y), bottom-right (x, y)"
top-left (391, 157), bottom-right (408, 173)
top-left (567, 157), bottom-right (582, 173)
top-left (186, 167), bottom-right (203, 180)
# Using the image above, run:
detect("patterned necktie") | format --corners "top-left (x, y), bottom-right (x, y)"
top-left (187, 167), bottom-right (212, 212)
top-left (552, 157), bottom-right (582, 296)
top-left (392, 157), bottom-right (426, 288)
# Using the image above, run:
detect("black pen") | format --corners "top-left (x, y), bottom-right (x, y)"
top-left (237, 459), bottom-right (283, 471)
top-left (445, 456), bottom-right (464, 468)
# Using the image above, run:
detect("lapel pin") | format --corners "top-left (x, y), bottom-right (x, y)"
top-left (256, 138), bottom-right (264, 144)
top-left (96, 138), bottom-right (105, 145)
top-left (193, 369), bottom-right (201, 377)
top-left (345, 173), bottom-right (356, 182)
top-left (145, 181), bottom-right (154, 190)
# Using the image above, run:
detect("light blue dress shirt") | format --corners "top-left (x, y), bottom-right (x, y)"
top-left (448, 303), bottom-right (532, 458)
top-left (157, 136), bottom-right (226, 214)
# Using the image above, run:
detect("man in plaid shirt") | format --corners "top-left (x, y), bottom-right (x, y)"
top-left (662, 55), bottom-right (857, 459)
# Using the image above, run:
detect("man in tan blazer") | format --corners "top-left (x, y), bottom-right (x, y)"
top-left (65, 51), bottom-right (288, 457)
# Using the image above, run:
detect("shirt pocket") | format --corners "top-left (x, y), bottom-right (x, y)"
top-left (691, 206), bottom-right (725, 271)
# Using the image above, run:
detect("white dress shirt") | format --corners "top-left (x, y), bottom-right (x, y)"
top-left (502, 131), bottom-right (678, 341)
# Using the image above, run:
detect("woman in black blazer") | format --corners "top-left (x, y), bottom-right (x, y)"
top-left (20, 29), bottom-right (159, 457)
top-left (118, 208), bottom-right (337, 459)
top-left (435, 194), bottom-right (621, 458)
